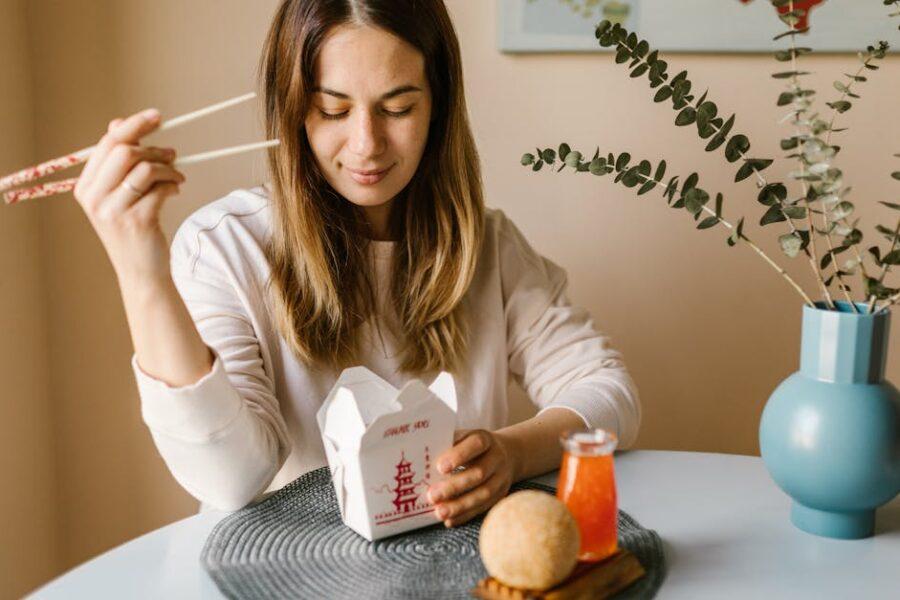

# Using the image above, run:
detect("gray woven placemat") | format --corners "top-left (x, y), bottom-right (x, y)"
top-left (201, 467), bottom-right (666, 599)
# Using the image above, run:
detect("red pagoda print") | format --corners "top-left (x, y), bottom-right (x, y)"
top-left (373, 447), bottom-right (435, 526)
top-left (392, 452), bottom-right (417, 513)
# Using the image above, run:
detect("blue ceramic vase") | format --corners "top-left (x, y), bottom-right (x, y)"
top-left (759, 301), bottom-right (900, 539)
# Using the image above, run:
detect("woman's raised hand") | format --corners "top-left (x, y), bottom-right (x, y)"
top-left (73, 108), bottom-right (186, 286)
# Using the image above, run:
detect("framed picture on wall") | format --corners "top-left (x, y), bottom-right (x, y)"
top-left (498, 0), bottom-right (899, 53)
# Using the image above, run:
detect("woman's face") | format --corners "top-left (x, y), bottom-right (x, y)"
top-left (305, 24), bottom-right (433, 216)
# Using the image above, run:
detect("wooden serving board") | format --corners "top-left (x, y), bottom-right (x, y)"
top-left (471, 548), bottom-right (645, 600)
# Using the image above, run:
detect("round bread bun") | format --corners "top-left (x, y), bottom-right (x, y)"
top-left (478, 490), bottom-right (580, 591)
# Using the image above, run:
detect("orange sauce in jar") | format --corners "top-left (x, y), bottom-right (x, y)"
top-left (556, 430), bottom-right (618, 562)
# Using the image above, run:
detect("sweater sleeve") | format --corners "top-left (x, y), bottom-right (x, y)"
top-left (498, 211), bottom-right (642, 449)
top-left (131, 222), bottom-right (291, 511)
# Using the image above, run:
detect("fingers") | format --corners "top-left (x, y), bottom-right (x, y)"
top-left (88, 145), bottom-right (178, 201)
top-left (436, 430), bottom-right (492, 474)
top-left (428, 451), bottom-right (498, 503)
top-left (453, 429), bottom-right (472, 444)
top-left (77, 110), bottom-right (160, 192)
top-left (437, 474), bottom-right (509, 528)
top-left (103, 159), bottom-right (185, 214)
top-left (129, 181), bottom-right (181, 226)
top-left (107, 108), bottom-right (162, 145)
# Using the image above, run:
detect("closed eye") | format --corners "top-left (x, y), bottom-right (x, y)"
top-left (318, 107), bottom-right (413, 120)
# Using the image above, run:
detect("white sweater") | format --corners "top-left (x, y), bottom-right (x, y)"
top-left (131, 186), bottom-right (641, 511)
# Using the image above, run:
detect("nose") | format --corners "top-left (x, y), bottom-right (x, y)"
top-left (348, 109), bottom-right (385, 159)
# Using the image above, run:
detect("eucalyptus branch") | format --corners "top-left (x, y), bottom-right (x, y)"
top-left (880, 290), bottom-right (900, 313)
top-left (777, 0), bottom-right (844, 309)
top-left (870, 155), bottom-right (900, 312)
top-left (604, 16), bottom-right (842, 307)
top-left (520, 10), bottom-right (899, 315)
top-left (596, 22), bottom-right (774, 186)
top-left (869, 216), bottom-right (900, 312)
top-left (521, 145), bottom-right (816, 307)
top-left (820, 42), bottom-right (890, 309)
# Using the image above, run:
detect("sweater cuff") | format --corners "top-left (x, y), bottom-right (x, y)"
top-left (132, 350), bottom-right (244, 442)
top-left (536, 382), bottom-right (620, 436)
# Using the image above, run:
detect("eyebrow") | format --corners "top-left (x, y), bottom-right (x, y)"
top-left (312, 85), bottom-right (423, 101)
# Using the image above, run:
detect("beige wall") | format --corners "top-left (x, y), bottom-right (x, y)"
top-left (0, 0), bottom-right (58, 598)
top-left (3, 0), bottom-right (898, 595)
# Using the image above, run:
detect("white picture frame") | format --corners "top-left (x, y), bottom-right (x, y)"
top-left (498, 0), bottom-right (899, 53)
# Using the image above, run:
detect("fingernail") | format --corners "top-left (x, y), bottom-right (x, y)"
top-left (438, 460), bottom-right (451, 474)
top-left (142, 108), bottom-right (161, 122)
top-left (428, 488), bottom-right (442, 503)
top-left (437, 506), bottom-right (449, 519)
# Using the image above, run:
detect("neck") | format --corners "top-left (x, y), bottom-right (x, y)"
top-left (362, 198), bottom-right (397, 241)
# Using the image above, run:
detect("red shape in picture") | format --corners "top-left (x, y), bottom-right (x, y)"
top-left (738, 0), bottom-right (825, 30)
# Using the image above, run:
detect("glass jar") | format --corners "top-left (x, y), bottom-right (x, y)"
top-left (556, 429), bottom-right (619, 562)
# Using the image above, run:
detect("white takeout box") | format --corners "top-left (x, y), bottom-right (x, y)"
top-left (316, 366), bottom-right (457, 541)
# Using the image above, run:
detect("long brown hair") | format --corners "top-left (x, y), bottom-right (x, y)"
top-left (258, 0), bottom-right (484, 375)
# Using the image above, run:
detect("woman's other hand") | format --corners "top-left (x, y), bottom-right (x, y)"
top-left (427, 429), bottom-right (520, 527)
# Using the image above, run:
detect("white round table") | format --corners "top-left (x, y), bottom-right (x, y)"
top-left (28, 451), bottom-right (900, 599)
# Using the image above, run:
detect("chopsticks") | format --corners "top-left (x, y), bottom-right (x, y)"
top-left (2, 92), bottom-right (280, 205)
top-left (4, 140), bottom-right (281, 204)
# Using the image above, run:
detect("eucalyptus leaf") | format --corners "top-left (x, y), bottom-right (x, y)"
top-left (637, 180), bottom-right (657, 195)
top-left (772, 71), bottom-right (811, 79)
top-left (773, 27), bottom-right (809, 40)
top-left (622, 166), bottom-right (642, 187)
top-left (783, 206), bottom-right (807, 219)
top-left (827, 100), bottom-right (852, 113)
top-left (777, 92), bottom-right (795, 106)
top-left (779, 233), bottom-right (803, 258)
top-left (760, 205), bottom-right (787, 226)
top-left (725, 135), bottom-right (750, 163)
top-left (631, 64), bottom-right (649, 78)
top-left (736, 162), bottom-right (755, 183)
top-left (831, 201), bottom-right (855, 220)
top-left (654, 160), bottom-right (667, 182)
top-left (758, 183), bottom-right (787, 206)
top-left (697, 216), bottom-right (719, 230)
top-left (683, 172), bottom-right (699, 192)
top-left (869, 246), bottom-right (883, 266)
top-left (684, 188), bottom-right (710, 215)
top-left (675, 107), bottom-right (697, 126)
top-left (638, 160), bottom-right (652, 176)
top-left (654, 86), bottom-right (673, 103)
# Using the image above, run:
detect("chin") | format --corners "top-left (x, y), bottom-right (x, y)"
top-left (335, 179), bottom-right (406, 209)
top-left (342, 192), bottom-right (395, 208)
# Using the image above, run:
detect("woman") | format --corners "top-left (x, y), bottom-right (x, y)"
top-left (73, 0), bottom-right (640, 526)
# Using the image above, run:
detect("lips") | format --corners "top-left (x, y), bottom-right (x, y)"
top-left (346, 164), bottom-right (393, 185)
top-left (348, 167), bottom-right (390, 176)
